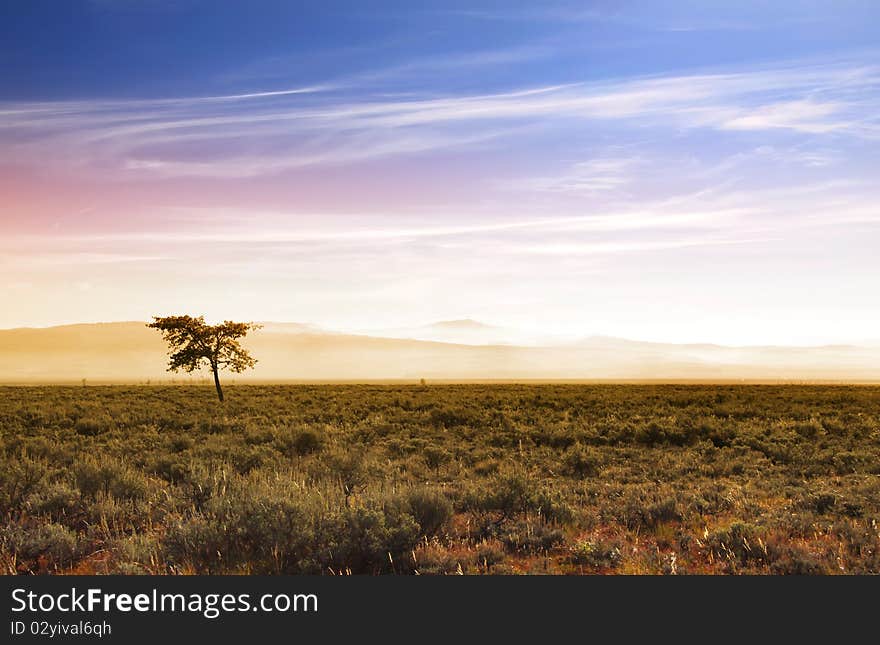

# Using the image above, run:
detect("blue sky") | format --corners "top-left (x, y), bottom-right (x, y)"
top-left (1, 1), bottom-right (879, 344)
top-left (3, 1), bottom-right (879, 100)
top-left (6, 0), bottom-right (880, 100)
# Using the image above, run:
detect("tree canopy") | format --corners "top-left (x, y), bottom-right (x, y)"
top-left (147, 315), bottom-right (260, 400)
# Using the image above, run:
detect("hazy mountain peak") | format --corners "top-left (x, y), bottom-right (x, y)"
top-left (426, 319), bottom-right (495, 330)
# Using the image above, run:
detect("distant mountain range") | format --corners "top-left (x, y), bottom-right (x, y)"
top-left (360, 318), bottom-right (537, 346)
top-left (0, 321), bottom-right (878, 383)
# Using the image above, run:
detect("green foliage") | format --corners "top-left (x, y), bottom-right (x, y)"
top-left (289, 429), bottom-right (325, 456)
top-left (74, 415), bottom-right (114, 436)
top-left (28, 482), bottom-right (80, 519)
top-left (0, 451), bottom-right (49, 517)
top-left (163, 473), bottom-right (423, 574)
top-left (500, 519), bottom-right (565, 553)
top-left (562, 444), bottom-right (602, 477)
top-left (704, 522), bottom-right (768, 569)
top-left (0, 522), bottom-right (80, 572)
top-left (402, 487), bottom-right (453, 537)
top-left (570, 537), bottom-right (623, 570)
top-left (147, 315), bottom-right (260, 400)
top-left (74, 456), bottom-right (148, 501)
top-left (147, 315), bottom-right (260, 375)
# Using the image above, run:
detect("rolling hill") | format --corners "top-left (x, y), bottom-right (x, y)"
top-left (0, 321), bottom-right (878, 383)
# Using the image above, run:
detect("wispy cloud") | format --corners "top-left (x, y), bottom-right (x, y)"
top-left (1, 55), bottom-right (878, 181)
top-left (506, 158), bottom-right (640, 195)
top-left (0, 251), bottom-right (168, 268)
top-left (513, 236), bottom-right (766, 256)
top-left (720, 99), bottom-right (847, 133)
top-left (440, 4), bottom-right (810, 33)
top-left (8, 172), bottom-right (875, 265)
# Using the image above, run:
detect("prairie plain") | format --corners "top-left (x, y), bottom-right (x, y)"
top-left (1, 384), bottom-right (879, 575)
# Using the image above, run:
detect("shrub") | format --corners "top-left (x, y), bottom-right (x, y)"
top-left (767, 543), bottom-right (826, 575)
top-left (793, 420), bottom-right (823, 438)
top-left (463, 470), bottom-right (575, 540)
top-left (0, 522), bottom-right (79, 572)
top-left (413, 539), bottom-right (472, 575)
top-left (324, 449), bottom-right (368, 498)
top-left (244, 428), bottom-right (275, 445)
top-left (475, 540), bottom-right (506, 569)
top-left (832, 451), bottom-right (864, 474)
top-left (231, 446), bottom-right (272, 474)
top-left (424, 446), bottom-right (452, 470)
top-left (74, 415), bottom-right (113, 436)
top-left (291, 429), bottom-right (325, 456)
top-left (532, 488), bottom-right (574, 524)
top-left (403, 488), bottom-right (453, 537)
top-left (164, 472), bottom-right (423, 575)
top-left (704, 522), bottom-right (768, 570)
top-left (149, 456), bottom-right (191, 483)
top-left (74, 457), bottom-right (148, 501)
top-left (466, 470), bottom-right (535, 524)
top-left (322, 505), bottom-right (420, 574)
top-left (570, 537), bottom-right (623, 569)
top-left (617, 491), bottom-right (683, 530)
top-left (163, 491), bottom-right (316, 574)
top-left (635, 421), bottom-right (668, 446)
top-left (429, 406), bottom-right (480, 428)
top-left (800, 491), bottom-right (836, 515)
top-left (500, 519), bottom-right (565, 553)
top-left (182, 464), bottom-right (231, 511)
top-left (169, 436), bottom-right (193, 453)
top-left (562, 444), bottom-right (601, 478)
top-left (111, 534), bottom-right (162, 574)
top-left (473, 458), bottom-right (500, 476)
top-left (0, 451), bottom-right (49, 516)
top-left (28, 482), bottom-right (80, 519)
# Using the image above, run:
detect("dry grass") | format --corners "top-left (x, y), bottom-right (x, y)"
top-left (0, 384), bottom-right (878, 574)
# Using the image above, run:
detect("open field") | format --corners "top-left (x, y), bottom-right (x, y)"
top-left (1, 384), bottom-right (879, 575)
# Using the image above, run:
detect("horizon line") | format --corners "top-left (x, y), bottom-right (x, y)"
top-left (1, 318), bottom-right (878, 350)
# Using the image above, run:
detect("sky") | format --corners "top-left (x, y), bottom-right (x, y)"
top-left (1, 0), bottom-right (879, 345)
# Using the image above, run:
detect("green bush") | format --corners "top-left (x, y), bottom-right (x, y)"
top-left (562, 444), bottom-right (601, 477)
top-left (500, 519), bottom-right (565, 553)
top-left (74, 415), bottom-right (114, 436)
top-left (74, 457), bottom-right (148, 501)
top-left (704, 522), bottom-right (768, 570)
top-left (475, 540), bottom-right (506, 568)
top-left (291, 429), bottom-right (325, 456)
top-left (767, 543), bottom-right (826, 574)
top-left (403, 488), bottom-right (453, 537)
top-left (465, 470), bottom-right (535, 523)
top-left (429, 406), bottom-right (481, 428)
top-left (163, 471), bottom-right (423, 574)
top-left (324, 449), bottom-right (368, 498)
top-left (27, 482), bottom-right (80, 519)
top-left (163, 491), bottom-right (316, 574)
top-left (149, 456), bottom-right (191, 483)
top-left (111, 533), bottom-right (162, 574)
top-left (0, 451), bottom-right (49, 516)
top-left (0, 522), bottom-right (79, 571)
top-left (424, 446), bottom-right (452, 469)
top-left (322, 505), bottom-right (420, 574)
top-left (570, 537), bottom-right (623, 569)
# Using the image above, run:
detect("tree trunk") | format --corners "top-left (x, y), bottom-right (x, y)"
top-left (212, 365), bottom-right (224, 402)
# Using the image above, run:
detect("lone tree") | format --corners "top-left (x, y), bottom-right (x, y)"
top-left (147, 315), bottom-right (260, 401)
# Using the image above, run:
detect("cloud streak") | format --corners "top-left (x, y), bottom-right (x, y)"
top-left (1, 57), bottom-right (878, 178)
